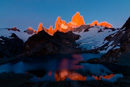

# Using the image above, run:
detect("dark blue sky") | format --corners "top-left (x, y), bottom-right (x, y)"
top-left (0, 0), bottom-right (130, 30)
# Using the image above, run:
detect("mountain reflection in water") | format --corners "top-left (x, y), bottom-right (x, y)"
top-left (0, 54), bottom-right (123, 82)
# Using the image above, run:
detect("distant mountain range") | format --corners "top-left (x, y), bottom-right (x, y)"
top-left (24, 12), bottom-right (113, 35)
top-left (0, 13), bottom-right (130, 67)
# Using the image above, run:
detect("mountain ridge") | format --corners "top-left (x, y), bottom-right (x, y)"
top-left (24, 12), bottom-right (113, 36)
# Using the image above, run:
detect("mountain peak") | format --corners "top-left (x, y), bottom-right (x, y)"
top-left (37, 23), bottom-right (43, 33)
top-left (27, 27), bottom-right (33, 30)
top-left (35, 12), bottom-right (113, 36)
top-left (90, 20), bottom-right (113, 28)
top-left (100, 22), bottom-right (113, 28)
top-left (90, 20), bottom-right (99, 26)
top-left (56, 16), bottom-right (61, 23)
top-left (71, 12), bottom-right (85, 26)
top-left (48, 25), bottom-right (54, 35)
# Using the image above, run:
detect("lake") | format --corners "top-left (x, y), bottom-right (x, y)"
top-left (0, 53), bottom-right (123, 82)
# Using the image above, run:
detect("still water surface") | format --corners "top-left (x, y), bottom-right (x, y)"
top-left (0, 53), bottom-right (123, 82)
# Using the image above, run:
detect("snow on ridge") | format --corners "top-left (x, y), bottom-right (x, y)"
top-left (0, 26), bottom-right (120, 53)
top-left (75, 26), bottom-right (118, 52)
top-left (0, 28), bottom-right (33, 42)
top-left (100, 41), bottom-right (115, 53)
top-left (0, 38), bottom-right (3, 41)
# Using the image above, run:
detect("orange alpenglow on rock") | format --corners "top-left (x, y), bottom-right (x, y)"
top-left (36, 12), bottom-right (86, 35)
top-left (27, 27), bottom-right (33, 30)
top-left (71, 12), bottom-right (85, 26)
top-left (54, 16), bottom-right (69, 32)
top-left (35, 12), bottom-right (113, 36)
top-left (55, 12), bottom-right (85, 33)
top-left (55, 16), bottom-right (61, 31)
top-left (26, 27), bottom-right (36, 34)
top-left (90, 20), bottom-right (113, 28)
top-left (100, 22), bottom-right (113, 28)
top-left (59, 20), bottom-right (68, 32)
top-left (90, 20), bottom-right (99, 26)
top-left (37, 23), bottom-right (43, 33)
top-left (48, 25), bottom-right (54, 35)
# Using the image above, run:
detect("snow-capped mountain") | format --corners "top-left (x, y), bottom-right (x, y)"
top-left (73, 26), bottom-right (119, 53)
top-left (0, 28), bottom-right (33, 42)
top-left (0, 24), bottom-right (118, 57)
top-left (0, 12), bottom-right (126, 58)
top-left (84, 17), bottom-right (130, 67)
top-left (22, 12), bottom-right (113, 36)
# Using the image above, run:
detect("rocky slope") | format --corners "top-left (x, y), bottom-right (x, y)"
top-left (21, 30), bottom-right (81, 57)
top-left (0, 33), bottom-right (24, 58)
top-left (85, 17), bottom-right (130, 67)
top-left (0, 17), bottom-right (128, 59)
top-left (0, 25), bottom-right (119, 58)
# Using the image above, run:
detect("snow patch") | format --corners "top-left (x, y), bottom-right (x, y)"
top-left (0, 38), bottom-right (3, 41)
top-left (76, 26), bottom-right (118, 50)
top-left (113, 46), bottom-right (120, 49)
top-left (100, 41), bottom-right (114, 53)
top-left (0, 28), bottom-right (33, 42)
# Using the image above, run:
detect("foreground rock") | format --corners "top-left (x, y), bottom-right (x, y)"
top-left (22, 30), bottom-right (81, 57)
top-left (0, 73), bottom-right (33, 87)
top-left (0, 33), bottom-right (24, 58)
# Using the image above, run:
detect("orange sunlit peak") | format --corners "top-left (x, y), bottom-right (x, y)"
top-left (48, 25), bottom-right (55, 36)
top-left (54, 16), bottom-right (61, 31)
top-left (35, 12), bottom-right (113, 36)
top-left (48, 25), bottom-right (53, 30)
top-left (56, 16), bottom-right (61, 23)
top-left (90, 20), bottom-right (99, 26)
top-left (71, 12), bottom-right (85, 26)
top-left (54, 16), bottom-right (69, 32)
top-left (36, 12), bottom-right (86, 35)
top-left (90, 20), bottom-right (113, 28)
top-left (26, 27), bottom-right (37, 34)
top-left (37, 23), bottom-right (43, 33)
top-left (27, 27), bottom-right (33, 30)
top-left (99, 21), bottom-right (113, 28)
